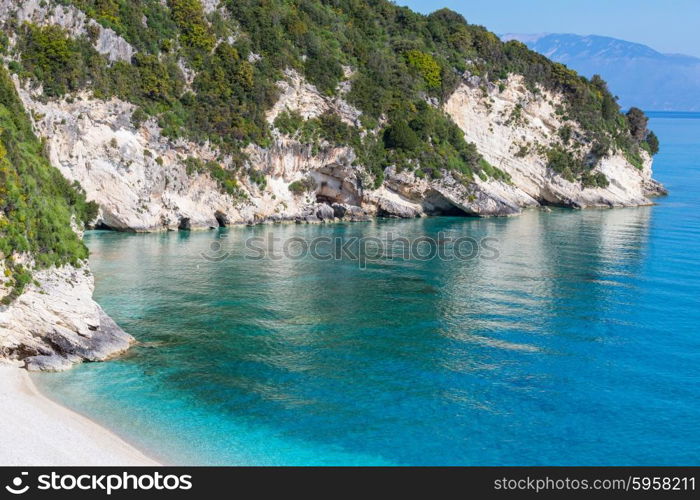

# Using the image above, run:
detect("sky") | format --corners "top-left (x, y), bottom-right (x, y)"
top-left (397, 0), bottom-right (700, 57)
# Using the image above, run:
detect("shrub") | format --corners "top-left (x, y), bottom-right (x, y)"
top-left (274, 109), bottom-right (305, 135)
top-left (131, 107), bottom-right (147, 128)
top-left (546, 147), bottom-right (584, 182)
top-left (581, 171), bottom-right (610, 189)
top-left (288, 177), bottom-right (317, 195)
top-left (624, 149), bottom-right (644, 170)
top-left (404, 50), bottom-right (442, 90)
top-left (645, 131), bottom-right (660, 155)
top-left (318, 112), bottom-right (354, 145)
top-left (384, 121), bottom-right (420, 151)
top-left (558, 125), bottom-right (572, 145)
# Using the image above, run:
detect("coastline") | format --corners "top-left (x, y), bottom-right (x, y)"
top-left (0, 363), bottom-right (159, 466)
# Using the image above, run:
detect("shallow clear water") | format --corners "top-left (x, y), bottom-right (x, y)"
top-left (35, 113), bottom-right (700, 465)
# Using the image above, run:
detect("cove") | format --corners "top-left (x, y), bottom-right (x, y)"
top-left (33, 113), bottom-right (700, 465)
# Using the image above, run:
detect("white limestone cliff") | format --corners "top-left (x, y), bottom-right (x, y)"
top-left (12, 66), bottom-right (665, 232)
top-left (0, 264), bottom-right (134, 372)
top-left (444, 74), bottom-right (665, 209)
top-left (0, 0), bottom-right (134, 62)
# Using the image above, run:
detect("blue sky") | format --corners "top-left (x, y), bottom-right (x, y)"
top-left (397, 0), bottom-right (700, 57)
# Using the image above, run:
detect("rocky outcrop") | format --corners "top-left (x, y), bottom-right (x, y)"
top-left (267, 69), bottom-right (362, 126)
top-left (0, 265), bottom-right (133, 372)
top-left (444, 74), bottom-right (662, 209)
top-left (373, 166), bottom-right (538, 217)
top-left (16, 84), bottom-right (248, 231)
top-left (0, 0), bottom-right (134, 62)
top-left (12, 65), bottom-right (665, 232)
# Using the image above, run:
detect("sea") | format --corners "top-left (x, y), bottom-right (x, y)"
top-left (33, 111), bottom-right (700, 465)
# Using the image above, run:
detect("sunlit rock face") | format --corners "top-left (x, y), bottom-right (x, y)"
top-left (0, 265), bottom-right (134, 371)
top-left (14, 69), bottom-right (663, 233)
top-left (444, 74), bottom-right (663, 210)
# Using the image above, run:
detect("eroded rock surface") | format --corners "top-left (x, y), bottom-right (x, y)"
top-left (0, 266), bottom-right (133, 372)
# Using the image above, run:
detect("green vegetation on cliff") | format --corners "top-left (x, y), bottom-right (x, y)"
top-left (0, 66), bottom-right (97, 303)
top-left (6, 0), bottom-right (655, 189)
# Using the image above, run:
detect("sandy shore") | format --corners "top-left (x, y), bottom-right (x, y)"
top-left (0, 364), bottom-right (159, 466)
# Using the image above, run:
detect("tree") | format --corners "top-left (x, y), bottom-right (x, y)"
top-left (626, 107), bottom-right (648, 142)
top-left (384, 121), bottom-right (419, 151)
top-left (645, 130), bottom-right (660, 155)
top-left (590, 74), bottom-right (607, 91)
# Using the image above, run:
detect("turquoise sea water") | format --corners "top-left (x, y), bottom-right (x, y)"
top-left (34, 112), bottom-right (700, 465)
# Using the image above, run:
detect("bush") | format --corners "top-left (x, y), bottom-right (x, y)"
top-left (546, 147), bottom-right (585, 182)
top-left (318, 112), bottom-right (354, 145)
top-left (288, 177), bottom-right (317, 195)
top-left (274, 109), bottom-right (305, 135)
top-left (558, 125), bottom-right (572, 145)
top-left (581, 171), bottom-right (610, 189)
top-left (131, 107), bottom-right (147, 128)
top-left (624, 149), bottom-right (644, 170)
top-left (645, 130), bottom-right (660, 155)
top-left (404, 50), bottom-right (442, 90)
top-left (384, 121), bottom-right (420, 151)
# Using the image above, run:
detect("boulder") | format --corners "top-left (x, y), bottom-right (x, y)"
top-left (332, 203), bottom-right (347, 218)
top-left (344, 205), bottom-right (371, 222)
top-left (316, 203), bottom-right (335, 221)
top-left (377, 199), bottom-right (422, 219)
top-left (214, 210), bottom-right (230, 227)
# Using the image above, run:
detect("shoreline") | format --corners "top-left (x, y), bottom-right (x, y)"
top-left (91, 198), bottom-right (667, 235)
top-left (0, 363), bottom-right (159, 466)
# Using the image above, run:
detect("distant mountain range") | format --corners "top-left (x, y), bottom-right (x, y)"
top-left (502, 33), bottom-right (700, 111)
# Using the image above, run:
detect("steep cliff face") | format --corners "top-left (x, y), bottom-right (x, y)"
top-left (13, 68), bottom-right (664, 232)
top-left (1, 0), bottom-right (666, 234)
top-left (17, 85), bottom-right (245, 231)
top-left (444, 75), bottom-right (666, 209)
top-left (14, 76), bottom-right (363, 230)
top-left (0, 263), bottom-right (133, 371)
top-left (0, 0), bottom-right (134, 61)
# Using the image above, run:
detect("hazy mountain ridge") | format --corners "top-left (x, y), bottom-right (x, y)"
top-left (502, 33), bottom-right (700, 111)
